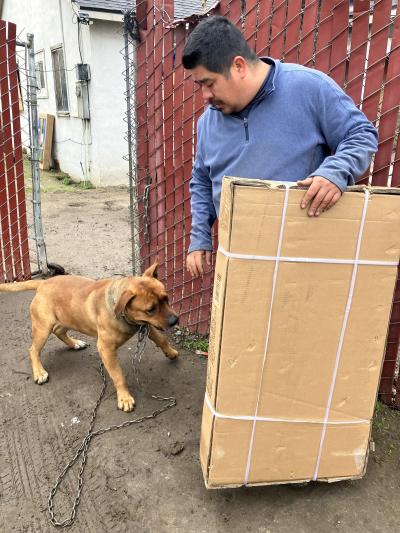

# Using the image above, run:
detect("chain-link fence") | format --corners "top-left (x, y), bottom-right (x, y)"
top-left (128, 0), bottom-right (400, 406)
top-left (0, 20), bottom-right (49, 281)
top-left (122, 9), bottom-right (141, 277)
top-left (0, 20), bottom-right (30, 282)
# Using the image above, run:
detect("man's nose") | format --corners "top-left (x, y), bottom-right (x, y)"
top-left (201, 86), bottom-right (212, 101)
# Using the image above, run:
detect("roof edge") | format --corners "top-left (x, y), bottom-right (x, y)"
top-left (172, 1), bottom-right (220, 26)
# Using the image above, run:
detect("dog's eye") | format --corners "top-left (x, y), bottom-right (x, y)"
top-left (147, 306), bottom-right (157, 315)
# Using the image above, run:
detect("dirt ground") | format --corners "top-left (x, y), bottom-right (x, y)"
top-left (1, 175), bottom-right (400, 532)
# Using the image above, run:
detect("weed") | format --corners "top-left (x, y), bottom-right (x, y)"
top-left (173, 327), bottom-right (209, 353)
top-left (78, 180), bottom-right (95, 190)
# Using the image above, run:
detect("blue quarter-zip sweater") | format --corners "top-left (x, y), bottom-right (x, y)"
top-left (188, 58), bottom-right (378, 252)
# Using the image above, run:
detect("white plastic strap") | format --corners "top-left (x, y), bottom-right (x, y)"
top-left (204, 393), bottom-right (368, 425)
top-left (218, 248), bottom-right (397, 267)
top-left (243, 184), bottom-right (290, 485)
top-left (312, 190), bottom-right (370, 481)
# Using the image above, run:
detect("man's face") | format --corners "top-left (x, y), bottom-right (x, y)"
top-left (191, 63), bottom-right (244, 114)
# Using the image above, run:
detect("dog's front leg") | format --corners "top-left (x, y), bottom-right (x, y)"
top-left (97, 337), bottom-right (135, 412)
top-left (148, 325), bottom-right (179, 360)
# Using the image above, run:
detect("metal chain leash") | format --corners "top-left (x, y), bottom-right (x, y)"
top-left (131, 324), bottom-right (149, 387)
top-left (48, 325), bottom-right (176, 528)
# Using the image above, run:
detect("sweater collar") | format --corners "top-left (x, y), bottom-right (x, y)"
top-left (254, 57), bottom-right (278, 99)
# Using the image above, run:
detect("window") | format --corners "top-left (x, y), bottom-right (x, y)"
top-left (35, 50), bottom-right (48, 98)
top-left (51, 46), bottom-right (69, 113)
top-left (36, 61), bottom-right (45, 88)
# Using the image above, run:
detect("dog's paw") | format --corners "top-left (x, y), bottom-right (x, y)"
top-left (33, 368), bottom-right (49, 385)
top-left (117, 393), bottom-right (135, 412)
top-left (165, 347), bottom-right (179, 360)
top-left (73, 340), bottom-right (88, 350)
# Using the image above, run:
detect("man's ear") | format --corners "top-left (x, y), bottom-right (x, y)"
top-left (143, 261), bottom-right (158, 279)
top-left (114, 290), bottom-right (136, 318)
top-left (232, 55), bottom-right (247, 76)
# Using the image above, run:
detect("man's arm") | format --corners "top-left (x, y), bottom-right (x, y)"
top-left (298, 75), bottom-right (378, 216)
top-left (187, 120), bottom-right (217, 277)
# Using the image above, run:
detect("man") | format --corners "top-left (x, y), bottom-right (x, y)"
top-left (182, 16), bottom-right (378, 278)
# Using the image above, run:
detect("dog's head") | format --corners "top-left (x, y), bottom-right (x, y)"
top-left (114, 262), bottom-right (179, 330)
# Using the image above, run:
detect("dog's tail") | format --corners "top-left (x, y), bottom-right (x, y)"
top-left (0, 280), bottom-right (43, 292)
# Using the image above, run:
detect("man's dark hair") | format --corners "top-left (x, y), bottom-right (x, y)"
top-left (182, 16), bottom-right (258, 75)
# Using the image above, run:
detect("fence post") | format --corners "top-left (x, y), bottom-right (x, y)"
top-left (123, 13), bottom-right (141, 276)
top-left (26, 33), bottom-right (48, 276)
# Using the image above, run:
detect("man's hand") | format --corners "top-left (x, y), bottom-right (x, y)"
top-left (297, 176), bottom-right (342, 217)
top-left (186, 250), bottom-right (212, 278)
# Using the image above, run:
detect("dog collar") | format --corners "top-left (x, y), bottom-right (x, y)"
top-left (121, 313), bottom-right (139, 329)
top-left (106, 286), bottom-right (138, 331)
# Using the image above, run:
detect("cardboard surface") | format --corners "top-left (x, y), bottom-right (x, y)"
top-left (201, 178), bottom-right (400, 488)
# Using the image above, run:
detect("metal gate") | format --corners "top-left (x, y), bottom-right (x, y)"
top-left (134, 0), bottom-right (400, 406)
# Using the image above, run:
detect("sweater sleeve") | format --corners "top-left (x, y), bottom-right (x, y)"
top-left (188, 118), bottom-right (217, 253)
top-left (309, 76), bottom-right (378, 191)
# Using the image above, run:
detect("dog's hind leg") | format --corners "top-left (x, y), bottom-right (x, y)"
top-left (53, 326), bottom-right (88, 350)
top-left (148, 325), bottom-right (179, 360)
top-left (30, 322), bottom-right (52, 384)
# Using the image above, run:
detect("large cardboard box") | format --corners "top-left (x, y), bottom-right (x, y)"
top-left (200, 177), bottom-right (400, 488)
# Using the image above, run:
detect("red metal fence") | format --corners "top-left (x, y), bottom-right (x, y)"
top-left (0, 20), bottom-right (30, 282)
top-left (136, 0), bottom-right (400, 407)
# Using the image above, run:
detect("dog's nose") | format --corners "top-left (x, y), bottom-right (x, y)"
top-left (168, 314), bottom-right (179, 327)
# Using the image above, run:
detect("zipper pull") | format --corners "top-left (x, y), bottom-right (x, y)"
top-left (243, 116), bottom-right (249, 141)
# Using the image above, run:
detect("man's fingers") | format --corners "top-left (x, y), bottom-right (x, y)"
top-left (297, 177), bottom-right (314, 187)
top-left (195, 254), bottom-right (204, 276)
top-left (186, 254), bottom-right (198, 278)
top-left (301, 180), bottom-right (320, 210)
top-left (186, 251), bottom-right (212, 278)
top-left (189, 255), bottom-right (203, 277)
top-left (300, 177), bottom-right (342, 216)
top-left (326, 191), bottom-right (342, 211)
top-left (187, 260), bottom-right (195, 278)
top-left (308, 187), bottom-right (327, 216)
top-left (190, 262), bottom-right (199, 277)
top-left (317, 191), bottom-right (335, 214)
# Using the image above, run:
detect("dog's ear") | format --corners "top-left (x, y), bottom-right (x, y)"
top-left (114, 290), bottom-right (136, 318)
top-left (143, 261), bottom-right (158, 279)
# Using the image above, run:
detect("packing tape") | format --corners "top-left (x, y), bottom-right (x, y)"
top-left (218, 247), bottom-right (398, 267)
top-left (204, 393), bottom-right (369, 425)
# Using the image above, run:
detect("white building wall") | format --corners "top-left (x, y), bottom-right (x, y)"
top-left (2, 0), bottom-right (130, 186)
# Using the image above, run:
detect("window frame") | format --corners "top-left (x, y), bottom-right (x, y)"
top-left (35, 49), bottom-right (48, 99)
top-left (50, 45), bottom-right (69, 115)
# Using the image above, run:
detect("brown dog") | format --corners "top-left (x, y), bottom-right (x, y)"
top-left (0, 263), bottom-right (179, 411)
